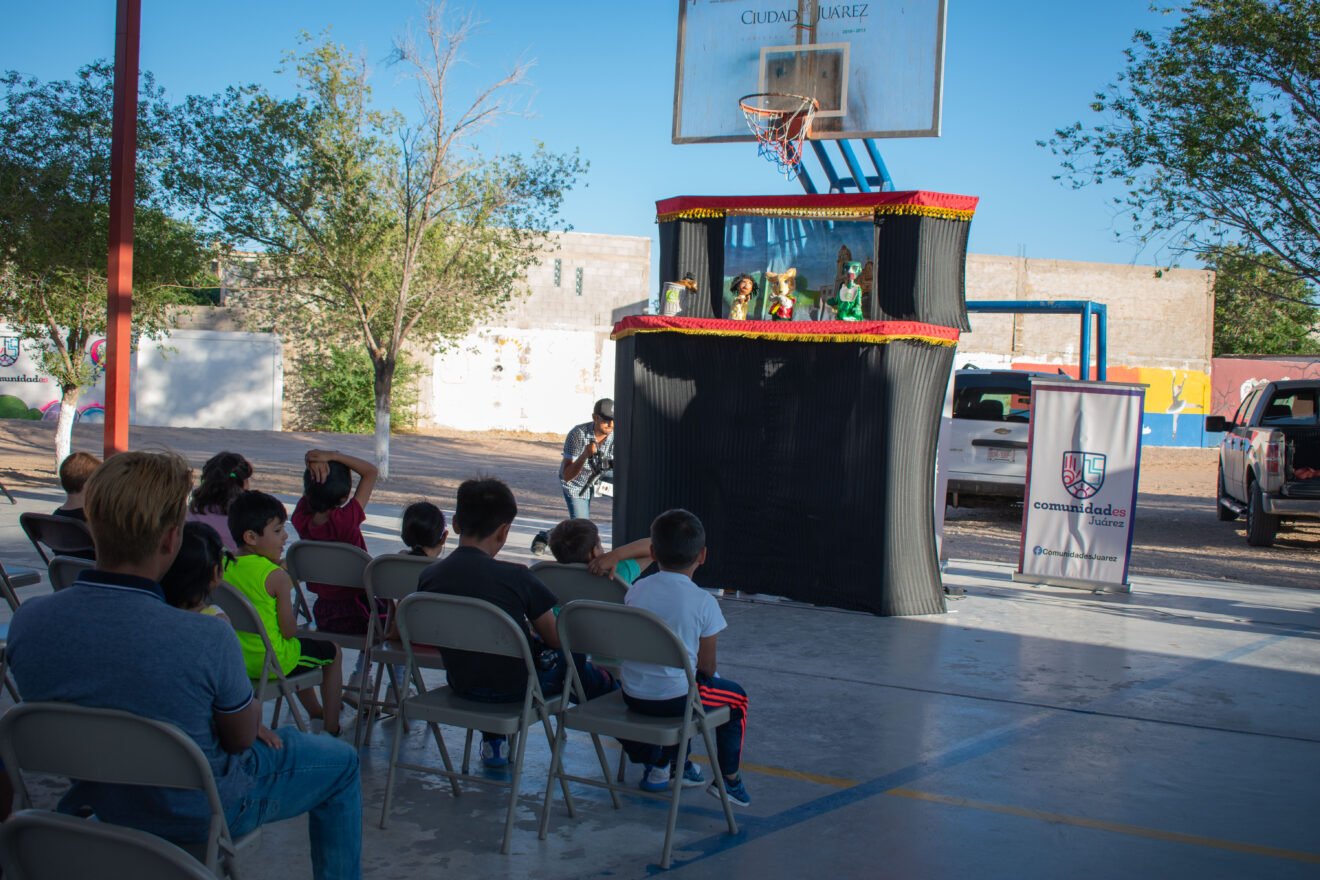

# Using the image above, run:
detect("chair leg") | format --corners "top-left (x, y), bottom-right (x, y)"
top-left (461, 729), bottom-right (474, 776)
top-left (659, 736), bottom-right (692, 870)
top-left (538, 718), bottom-right (571, 840)
top-left (379, 706), bottom-right (408, 830)
top-left (425, 721), bottom-right (461, 798)
top-left (538, 710), bottom-right (576, 818)
top-left (616, 747), bottom-right (628, 783)
top-left (501, 721), bottom-right (533, 855)
top-left (592, 734), bottom-right (622, 810)
top-left (700, 720), bottom-right (738, 835)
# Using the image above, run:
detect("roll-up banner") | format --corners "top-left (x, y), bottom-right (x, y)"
top-left (1015, 380), bottom-right (1145, 593)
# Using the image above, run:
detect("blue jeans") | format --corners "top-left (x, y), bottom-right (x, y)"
top-left (562, 486), bottom-right (591, 520)
top-left (227, 728), bottom-right (362, 880)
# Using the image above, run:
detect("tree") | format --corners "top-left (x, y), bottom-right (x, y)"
top-left (1208, 246), bottom-right (1320, 355)
top-left (168, 7), bottom-right (584, 478)
top-left (1044, 0), bottom-right (1320, 288)
top-left (0, 62), bottom-right (211, 467)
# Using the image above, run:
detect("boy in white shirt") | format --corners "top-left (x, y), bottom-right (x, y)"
top-left (620, 509), bottom-right (750, 807)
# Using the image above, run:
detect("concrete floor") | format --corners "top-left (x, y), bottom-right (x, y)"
top-left (3, 484), bottom-right (1319, 878)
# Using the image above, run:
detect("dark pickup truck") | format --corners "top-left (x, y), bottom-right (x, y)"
top-left (1206, 379), bottom-right (1320, 547)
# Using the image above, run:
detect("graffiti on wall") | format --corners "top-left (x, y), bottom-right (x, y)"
top-left (0, 327), bottom-right (108, 422)
top-left (1209, 357), bottom-right (1320, 418)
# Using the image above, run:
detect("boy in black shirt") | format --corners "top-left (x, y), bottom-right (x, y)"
top-left (418, 477), bottom-right (615, 768)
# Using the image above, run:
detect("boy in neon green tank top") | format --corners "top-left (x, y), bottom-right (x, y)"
top-left (226, 491), bottom-right (345, 736)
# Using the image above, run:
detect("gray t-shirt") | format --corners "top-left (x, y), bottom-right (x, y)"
top-left (6, 570), bottom-right (255, 841)
top-left (561, 421), bottom-right (614, 493)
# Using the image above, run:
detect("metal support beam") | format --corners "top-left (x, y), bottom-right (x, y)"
top-left (965, 299), bottom-right (1108, 382)
top-left (835, 140), bottom-right (871, 193)
top-left (105, 0), bottom-right (140, 458)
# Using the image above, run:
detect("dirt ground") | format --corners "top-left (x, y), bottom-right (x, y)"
top-left (2, 421), bottom-right (1314, 590)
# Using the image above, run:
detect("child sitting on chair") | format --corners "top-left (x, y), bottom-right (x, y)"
top-left (620, 509), bottom-right (751, 806)
top-left (548, 518), bottom-right (651, 586)
top-left (226, 490), bottom-right (345, 736)
top-left (401, 501), bottom-right (448, 558)
top-left (53, 452), bottom-right (100, 521)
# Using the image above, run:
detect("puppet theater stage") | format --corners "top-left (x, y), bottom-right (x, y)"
top-left (611, 192), bottom-right (977, 616)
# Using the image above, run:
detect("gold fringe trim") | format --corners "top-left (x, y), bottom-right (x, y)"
top-left (656, 204), bottom-right (974, 223)
top-left (611, 325), bottom-right (959, 347)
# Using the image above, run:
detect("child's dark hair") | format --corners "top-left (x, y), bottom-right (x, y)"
top-left (402, 501), bottom-right (446, 555)
top-left (161, 522), bottom-right (228, 610)
top-left (59, 452), bottom-right (101, 495)
top-left (303, 460), bottom-right (352, 513)
top-left (190, 451), bottom-right (253, 515)
top-left (650, 509), bottom-right (706, 568)
top-left (548, 518), bottom-right (599, 564)
top-left (227, 490), bottom-right (288, 547)
top-left (453, 477), bottom-right (517, 540)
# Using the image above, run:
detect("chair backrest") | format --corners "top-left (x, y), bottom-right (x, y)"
top-left (396, 593), bottom-right (533, 664)
top-left (210, 583), bottom-right (281, 678)
top-left (47, 555), bottom-right (96, 591)
top-left (0, 702), bottom-right (219, 794)
top-left (18, 513), bottom-right (95, 564)
top-left (0, 559), bottom-right (42, 612)
top-left (557, 601), bottom-right (695, 680)
top-left (364, 553), bottom-right (433, 603)
top-left (0, 810), bottom-right (214, 880)
top-left (529, 562), bottom-right (629, 605)
top-left (285, 540), bottom-right (372, 591)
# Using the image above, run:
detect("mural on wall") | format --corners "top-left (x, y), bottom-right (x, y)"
top-left (0, 325), bottom-right (108, 422)
top-left (1209, 357), bottom-right (1320, 418)
top-left (1010, 361), bottom-right (1212, 448)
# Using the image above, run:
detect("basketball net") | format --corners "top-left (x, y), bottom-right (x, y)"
top-left (738, 93), bottom-right (819, 179)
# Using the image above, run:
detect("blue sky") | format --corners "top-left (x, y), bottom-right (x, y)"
top-left (2, 1), bottom-right (1183, 284)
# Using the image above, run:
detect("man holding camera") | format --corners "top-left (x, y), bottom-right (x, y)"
top-left (532, 398), bottom-right (615, 554)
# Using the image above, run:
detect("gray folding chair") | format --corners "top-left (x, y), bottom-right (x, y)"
top-left (359, 553), bottom-right (440, 743)
top-left (285, 539), bottom-right (377, 737)
top-left (538, 601), bottom-right (739, 870)
top-left (529, 561), bottom-right (630, 605)
top-left (0, 702), bottom-right (261, 878)
top-left (1, 558), bottom-right (43, 702)
top-left (211, 583), bottom-right (323, 732)
top-left (379, 592), bottom-right (572, 855)
top-left (18, 513), bottom-right (94, 564)
top-left (0, 809), bottom-right (215, 880)
top-left (46, 554), bottom-right (96, 591)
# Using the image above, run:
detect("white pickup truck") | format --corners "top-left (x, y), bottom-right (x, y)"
top-left (1206, 380), bottom-right (1320, 547)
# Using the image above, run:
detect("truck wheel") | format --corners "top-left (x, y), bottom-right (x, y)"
top-left (1246, 481), bottom-right (1279, 547)
top-left (1216, 467), bottom-right (1237, 521)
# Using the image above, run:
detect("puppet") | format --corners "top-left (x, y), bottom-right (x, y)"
top-left (765, 268), bottom-right (797, 321)
top-left (827, 261), bottom-right (864, 321)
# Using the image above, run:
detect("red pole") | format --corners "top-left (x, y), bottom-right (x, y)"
top-left (105, 0), bottom-right (141, 458)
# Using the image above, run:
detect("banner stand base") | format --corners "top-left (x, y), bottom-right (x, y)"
top-left (1012, 572), bottom-right (1132, 594)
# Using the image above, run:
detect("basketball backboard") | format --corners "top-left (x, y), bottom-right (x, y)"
top-left (673, 0), bottom-right (947, 143)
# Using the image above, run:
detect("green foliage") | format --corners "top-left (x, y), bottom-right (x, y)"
top-left (1044, 0), bottom-right (1320, 286)
top-left (165, 12), bottom-right (584, 474)
top-left (0, 62), bottom-right (213, 394)
top-left (1209, 247), bottom-right (1320, 355)
top-left (301, 344), bottom-right (420, 435)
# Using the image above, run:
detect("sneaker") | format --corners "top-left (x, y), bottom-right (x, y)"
top-left (677, 760), bottom-right (704, 788)
top-left (480, 737), bottom-right (509, 769)
top-left (530, 531), bottom-right (549, 556)
top-left (639, 764), bottom-right (671, 793)
top-left (708, 775), bottom-right (751, 807)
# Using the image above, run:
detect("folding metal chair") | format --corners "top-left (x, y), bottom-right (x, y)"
top-left (46, 555), bottom-right (96, 591)
top-left (18, 512), bottom-right (95, 564)
top-left (211, 583), bottom-right (323, 732)
top-left (285, 540), bottom-right (377, 739)
top-left (0, 702), bottom-right (262, 877)
top-left (529, 561), bottom-right (630, 605)
top-left (378, 592), bottom-right (572, 854)
top-left (1, 558), bottom-right (43, 702)
top-left (538, 601), bottom-right (739, 870)
top-left (358, 553), bottom-right (440, 744)
top-left (0, 809), bottom-right (215, 880)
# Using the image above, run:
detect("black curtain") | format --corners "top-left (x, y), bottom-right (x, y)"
top-left (658, 217), bottom-right (725, 318)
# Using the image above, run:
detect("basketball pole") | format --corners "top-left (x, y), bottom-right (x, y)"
top-left (105, 0), bottom-right (140, 458)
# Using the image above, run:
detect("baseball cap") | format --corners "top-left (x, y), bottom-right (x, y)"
top-left (594, 398), bottom-right (615, 420)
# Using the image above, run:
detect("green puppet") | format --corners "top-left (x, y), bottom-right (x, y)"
top-left (827, 261), bottom-right (864, 321)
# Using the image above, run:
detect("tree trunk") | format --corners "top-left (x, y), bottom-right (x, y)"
top-left (54, 385), bottom-right (82, 471)
top-left (373, 358), bottom-right (396, 481)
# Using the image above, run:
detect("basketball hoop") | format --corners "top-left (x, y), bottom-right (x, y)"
top-left (738, 92), bottom-right (819, 179)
